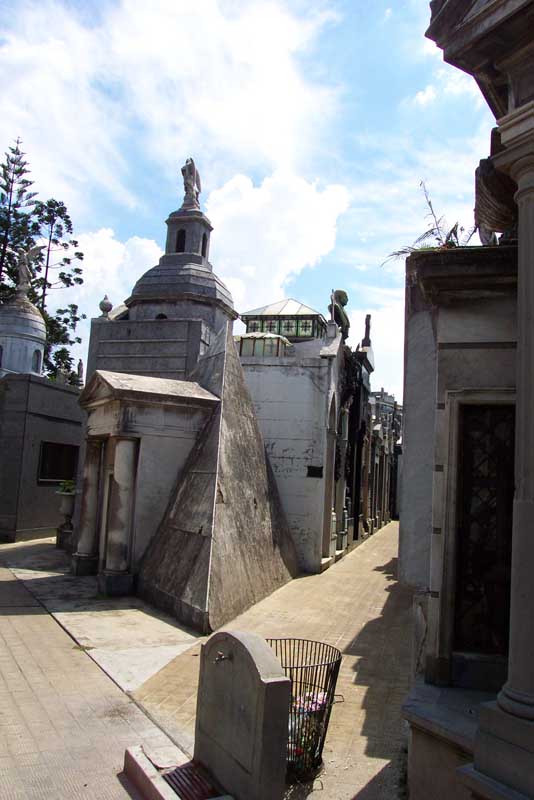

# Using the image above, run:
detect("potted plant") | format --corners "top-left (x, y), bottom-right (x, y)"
top-left (56, 479), bottom-right (76, 551)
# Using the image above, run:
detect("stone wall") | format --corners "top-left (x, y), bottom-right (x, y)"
top-left (240, 334), bottom-right (343, 573)
top-left (87, 317), bottom-right (209, 382)
top-left (0, 375), bottom-right (82, 540)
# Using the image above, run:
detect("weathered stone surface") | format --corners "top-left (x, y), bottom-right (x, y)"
top-left (0, 374), bottom-right (82, 541)
top-left (80, 369), bottom-right (220, 406)
top-left (194, 630), bottom-right (290, 800)
top-left (138, 323), bottom-right (298, 632)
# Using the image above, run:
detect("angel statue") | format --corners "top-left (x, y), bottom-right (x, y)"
top-left (180, 158), bottom-right (201, 210)
top-left (15, 245), bottom-right (44, 297)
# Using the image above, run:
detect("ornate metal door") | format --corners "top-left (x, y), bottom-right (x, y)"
top-left (454, 404), bottom-right (515, 655)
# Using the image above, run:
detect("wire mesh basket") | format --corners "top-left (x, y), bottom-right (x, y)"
top-left (267, 638), bottom-right (342, 780)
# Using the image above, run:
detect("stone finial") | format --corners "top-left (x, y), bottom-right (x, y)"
top-left (362, 313), bottom-right (371, 347)
top-left (99, 295), bottom-right (113, 318)
top-left (180, 158), bottom-right (201, 210)
top-left (77, 358), bottom-right (84, 385)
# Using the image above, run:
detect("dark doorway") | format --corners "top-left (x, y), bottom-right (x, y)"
top-left (454, 404), bottom-right (515, 659)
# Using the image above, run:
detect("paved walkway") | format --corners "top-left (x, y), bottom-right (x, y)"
top-left (0, 565), bottom-right (180, 800)
top-left (134, 522), bottom-right (413, 799)
top-left (0, 522), bottom-right (413, 799)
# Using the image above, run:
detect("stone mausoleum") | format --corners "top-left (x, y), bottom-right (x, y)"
top-left (72, 158), bottom-right (400, 633)
top-left (400, 2), bottom-right (534, 799)
top-left (72, 160), bottom-right (298, 632)
top-left (0, 263), bottom-right (83, 541)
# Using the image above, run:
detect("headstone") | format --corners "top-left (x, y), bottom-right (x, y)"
top-left (195, 630), bottom-right (290, 800)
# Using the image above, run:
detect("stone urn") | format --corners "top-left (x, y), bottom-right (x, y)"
top-left (56, 489), bottom-right (75, 552)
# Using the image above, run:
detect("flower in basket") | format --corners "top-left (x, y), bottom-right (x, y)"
top-left (293, 691), bottom-right (328, 715)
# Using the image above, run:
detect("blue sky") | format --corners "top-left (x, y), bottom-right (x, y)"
top-left (0, 0), bottom-right (495, 398)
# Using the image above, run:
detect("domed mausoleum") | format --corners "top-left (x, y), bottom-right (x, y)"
top-left (74, 159), bottom-right (297, 633)
top-left (0, 254), bottom-right (83, 543)
top-left (87, 158), bottom-right (236, 380)
top-left (0, 284), bottom-right (46, 377)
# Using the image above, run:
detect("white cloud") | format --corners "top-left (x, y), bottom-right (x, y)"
top-left (348, 287), bottom-right (405, 401)
top-left (61, 169), bottom-right (349, 363)
top-left (57, 229), bottom-right (162, 365)
top-left (413, 84), bottom-right (437, 106)
top-left (0, 0), bottom-right (338, 219)
top-left (206, 170), bottom-right (350, 311)
top-left (421, 37), bottom-right (441, 58)
top-left (384, 8), bottom-right (392, 21)
top-left (436, 67), bottom-right (483, 105)
top-left (406, 64), bottom-right (483, 109)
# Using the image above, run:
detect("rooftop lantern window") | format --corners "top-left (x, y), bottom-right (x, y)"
top-left (176, 229), bottom-right (186, 253)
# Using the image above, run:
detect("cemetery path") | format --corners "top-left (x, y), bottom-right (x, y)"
top-left (134, 521), bottom-right (413, 799)
top-left (0, 564), bottom-right (180, 800)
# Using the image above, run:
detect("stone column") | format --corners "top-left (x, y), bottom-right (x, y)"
top-left (498, 151), bottom-right (534, 721)
top-left (461, 109), bottom-right (534, 798)
top-left (72, 438), bottom-right (101, 575)
top-left (335, 408), bottom-right (349, 549)
top-left (98, 437), bottom-right (137, 595)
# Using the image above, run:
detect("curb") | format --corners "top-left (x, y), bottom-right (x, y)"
top-left (124, 746), bottom-right (180, 800)
top-left (124, 746), bottom-right (234, 800)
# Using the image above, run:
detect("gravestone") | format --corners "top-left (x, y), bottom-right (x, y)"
top-left (195, 630), bottom-right (290, 800)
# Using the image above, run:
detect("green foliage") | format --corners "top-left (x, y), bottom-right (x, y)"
top-left (0, 139), bottom-right (86, 381)
top-left (382, 181), bottom-right (476, 266)
top-left (58, 479), bottom-right (75, 494)
top-left (0, 137), bottom-right (38, 296)
top-left (32, 198), bottom-right (84, 310)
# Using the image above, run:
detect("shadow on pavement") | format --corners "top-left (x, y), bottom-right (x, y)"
top-left (0, 538), bottom-right (200, 639)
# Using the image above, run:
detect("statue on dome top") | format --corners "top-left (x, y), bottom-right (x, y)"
top-left (15, 245), bottom-right (44, 298)
top-left (180, 158), bottom-right (201, 210)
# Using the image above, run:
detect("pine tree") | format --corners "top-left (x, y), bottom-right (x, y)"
top-left (33, 199), bottom-right (84, 311)
top-left (0, 138), bottom-right (86, 382)
top-left (0, 138), bottom-right (37, 298)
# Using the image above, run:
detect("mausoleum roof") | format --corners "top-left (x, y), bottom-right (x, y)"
top-left (80, 369), bottom-right (220, 407)
top-left (0, 294), bottom-right (47, 342)
top-left (241, 298), bottom-right (324, 318)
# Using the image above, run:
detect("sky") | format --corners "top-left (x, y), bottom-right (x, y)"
top-left (0, 0), bottom-right (496, 399)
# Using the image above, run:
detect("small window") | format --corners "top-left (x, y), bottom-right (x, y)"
top-left (240, 338), bottom-right (254, 356)
top-left (307, 465), bottom-right (323, 478)
top-left (264, 319), bottom-right (279, 334)
top-left (176, 229), bottom-right (186, 253)
top-left (201, 233), bottom-right (208, 257)
top-left (247, 320), bottom-right (261, 333)
top-left (281, 319), bottom-right (296, 336)
top-left (38, 442), bottom-right (79, 484)
top-left (298, 319), bottom-right (313, 337)
top-left (32, 349), bottom-right (41, 373)
top-left (155, 313), bottom-right (168, 320)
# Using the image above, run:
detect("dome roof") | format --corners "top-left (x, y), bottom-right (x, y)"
top-left (127, 253), bottom-right (234, 311)
top-left (0, 293), bottom-right (47, 342)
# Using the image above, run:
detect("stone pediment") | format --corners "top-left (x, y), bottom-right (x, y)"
top-left (80, 369), bottom-right (220, 409)
top-left (427, 0), bottom-right (482, 45)
top-left (427, 0), bottom-right (533, 51)
top-left (426, 0), bottom-right (534, 118)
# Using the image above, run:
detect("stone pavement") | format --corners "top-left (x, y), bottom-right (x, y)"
top-left (134, 522), bottom-right (414, 799)
top-left (0, 564), bottom-right (182, 800)
top-left (1, 538), bottom-right (200, 693)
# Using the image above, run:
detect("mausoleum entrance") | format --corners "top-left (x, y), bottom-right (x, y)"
top-left (451, 403), bottom-right (514, 689)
